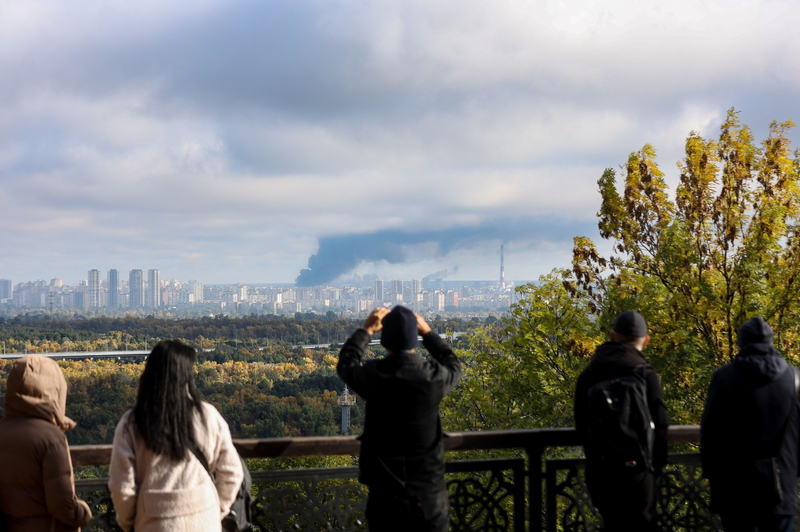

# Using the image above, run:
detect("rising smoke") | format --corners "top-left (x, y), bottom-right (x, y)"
top-left (423, 267), bottom-right (458, 280)
top-left (294, 218), bottom-right (594, 286)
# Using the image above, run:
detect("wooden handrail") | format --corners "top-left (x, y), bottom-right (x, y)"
top-left (70, 425), bottom-right (701, 467)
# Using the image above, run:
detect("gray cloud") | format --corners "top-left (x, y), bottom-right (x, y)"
top-left (2, 0), bottom-right (800, 284)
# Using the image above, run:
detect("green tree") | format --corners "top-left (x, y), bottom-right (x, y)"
top-left (442, 271), bottom-right (599, 432)
top-left (567, 108), bottom-right (800, 424)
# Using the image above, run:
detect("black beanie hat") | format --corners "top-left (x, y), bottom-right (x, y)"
top-left (737, 317), bottom-right (774, 348)
top-left (613, 311), bottom-right (648, 338)
top-left (380, 306), bottom-right (418, 352)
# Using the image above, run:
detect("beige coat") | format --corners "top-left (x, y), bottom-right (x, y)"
top-left (108, 403), bottom-right (244, 532)
top-left (0, 355), bottom-right (92, 532)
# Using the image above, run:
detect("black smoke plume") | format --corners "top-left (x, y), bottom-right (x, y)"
top-left (294, 218), bottom-right (593, 286)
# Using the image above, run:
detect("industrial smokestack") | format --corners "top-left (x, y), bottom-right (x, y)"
top-left (500, 245), bottom-right (506, 290)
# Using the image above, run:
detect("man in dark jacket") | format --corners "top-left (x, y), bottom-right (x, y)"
top-left (338, 306), bottom-right (462, 532)
top-left (701, 317), bottom-right (800, 532)
top-left (574, 311), bottom-right (670, 532)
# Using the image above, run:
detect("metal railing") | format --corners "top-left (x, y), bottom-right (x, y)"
top-left (71, 426), bottom-right (703, 532)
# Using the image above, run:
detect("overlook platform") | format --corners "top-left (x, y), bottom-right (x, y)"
top-left (72, 425), bottom-right (716, 532)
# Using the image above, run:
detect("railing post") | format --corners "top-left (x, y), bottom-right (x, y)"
top-left (514, 459), bottom-right (526, 532)
top-left (527, 445), bottom-right (545, 532)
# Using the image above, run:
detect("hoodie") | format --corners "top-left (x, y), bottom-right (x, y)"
top-left (0, 355), bottom-right (92, 532)
top-left (701, 317), bottom-right (800, 515)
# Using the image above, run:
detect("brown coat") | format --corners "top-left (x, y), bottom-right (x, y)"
top-left (0, 355), bottom-right (92, 532)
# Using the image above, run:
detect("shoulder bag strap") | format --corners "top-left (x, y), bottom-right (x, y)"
top-left (188, 439), bottom-right (213, 478)
top-left (772, 366), bottom-right (800, 456)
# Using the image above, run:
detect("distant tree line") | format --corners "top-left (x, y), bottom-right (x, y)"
top-left (0, 313), bottom-right (484, 353)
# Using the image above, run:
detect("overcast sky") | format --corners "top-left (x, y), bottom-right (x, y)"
top-left (2, 0), bottom-right (799, 285)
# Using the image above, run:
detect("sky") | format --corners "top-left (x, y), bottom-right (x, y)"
top-left (2, 0), bottom-right (800, 286)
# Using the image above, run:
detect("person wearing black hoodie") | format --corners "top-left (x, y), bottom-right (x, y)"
top-left (337, 306), bottom-right (462, 532)
top-left (574, 311), bottom-right (670, 532)
top-left (701, 317), bottom-right (800, 532)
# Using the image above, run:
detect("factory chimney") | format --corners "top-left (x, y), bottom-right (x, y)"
top-left (500, 245), bottom-right (506, 290)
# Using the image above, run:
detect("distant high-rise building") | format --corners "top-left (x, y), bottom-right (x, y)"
top-left (146, 269), bottom-right (161, 308)
top-left (446, 290), bottom-right (459, 308)
top-left (434, 290), bottom-right (445, 312)
top-left (391, 279), bottom-right (404, 295)
top-left (88, 269), bottom-right (101, 308)
top-left (108, 269), bottom-right (119, 309)
top-left (0, 279), bottom-right (12, 300)
top-left (187, 280), bottom-right (204, 303)
top-left (375, 279), bottom-right (384, 301)
top-left (236, 284), bottom-right (248, 301)
top-left (129, 270), bottom-right (144, 308)
top-left (73, 291), bottom-right (87, 309)
top-left (411, 279), bottom-right (423, 294)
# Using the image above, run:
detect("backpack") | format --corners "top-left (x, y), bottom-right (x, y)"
top-left (190, 443), bottom-right (254, 532)
top-left (586, 364), bottom-right (655, 472)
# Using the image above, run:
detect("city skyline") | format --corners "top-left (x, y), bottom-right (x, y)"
top-left (1, 268), bottom-right (515, 315)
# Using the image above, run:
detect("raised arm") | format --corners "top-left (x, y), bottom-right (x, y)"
top-left (337, 308), bottom-right (390, 399)
top-left (417, 313), bottom-right (462, 395)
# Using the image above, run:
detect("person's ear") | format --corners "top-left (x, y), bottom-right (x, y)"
top-left (641, 334), bottom-right (650, 348)
top-left (609, 331), bottom-right (617, 342)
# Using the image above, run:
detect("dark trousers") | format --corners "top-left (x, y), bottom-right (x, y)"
top-left (720, 512), bottom-right (794, 532)
top-left (598, 505), bottom-right (659, 532)
top-left (586, 466), bottom-right (658, 532)
top-left (365, 490), bottom-right (449, 532)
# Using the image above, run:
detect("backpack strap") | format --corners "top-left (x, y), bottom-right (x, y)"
top-left (633, 364), bottom-right (653, 379)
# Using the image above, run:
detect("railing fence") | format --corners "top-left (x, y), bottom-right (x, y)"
top-left (71, 426), bottom-right (714, 532)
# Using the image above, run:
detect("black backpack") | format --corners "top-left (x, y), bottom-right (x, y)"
top-left (586, 364), bottom-right (655, 472)
top-left (190, 443), bottom-right (254, 532)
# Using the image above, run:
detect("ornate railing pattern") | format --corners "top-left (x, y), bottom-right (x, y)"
top-left (70, 426), bottom-right (703, 532)
top-left (76, 459), bottom-right (524, 532)
top-left (545, 453), bottom-right (721, 532)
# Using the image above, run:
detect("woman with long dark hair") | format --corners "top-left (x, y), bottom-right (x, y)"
top-left (109, 340), bottom-right (243, 532)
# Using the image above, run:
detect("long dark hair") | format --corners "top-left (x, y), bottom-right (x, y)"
top-left (134, 339), bottom-right (204, 460)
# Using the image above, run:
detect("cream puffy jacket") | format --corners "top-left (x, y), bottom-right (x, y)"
top-left (108, 403), bottom-right (244, 532)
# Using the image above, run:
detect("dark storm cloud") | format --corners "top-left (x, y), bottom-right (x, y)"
top-left (295, 217), bottom-right (594, 286)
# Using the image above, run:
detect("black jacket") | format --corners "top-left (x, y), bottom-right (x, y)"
top-left (701, 342), bottom-right (800, 515)
top-left (574, 341), bottom-right (670, 473)
top-left (337, 328), bottom-right (462, 494)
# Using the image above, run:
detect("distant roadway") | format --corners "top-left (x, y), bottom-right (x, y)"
top-left (0, 334), bottom-right (460, 360)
